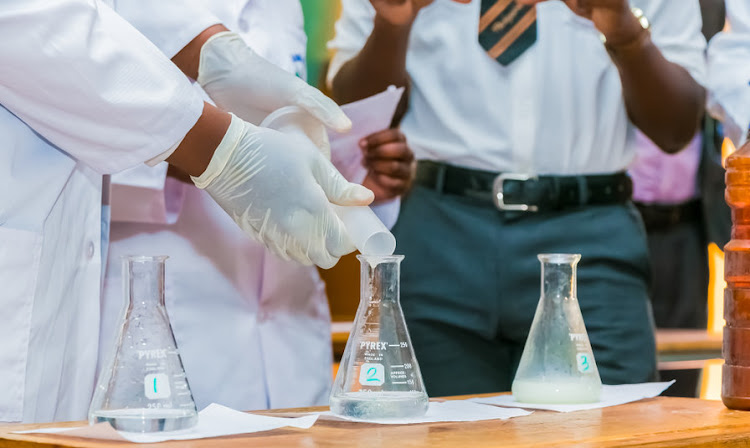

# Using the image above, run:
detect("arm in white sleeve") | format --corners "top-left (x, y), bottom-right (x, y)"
top-left (707, 0), bottom-right (750, 145)
top-left (0, 0), bottom-right (204, 174)
top-left (634, 0), bottom-right (707, 86)
top-left (112, 0), bottom-right (221, 59)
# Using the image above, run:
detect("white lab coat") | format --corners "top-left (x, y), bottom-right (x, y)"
top-left (0, 0), bottom-right (203, 423)
top-left (100, 0), bottom-right (332, 411)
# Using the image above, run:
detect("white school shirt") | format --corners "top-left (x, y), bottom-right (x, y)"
top-left (103, 0), bottom-right (332, 412)
top-left (0, 0), bottom-right (203, 423)
top-left (328, 0), bottom-right (706, 175)
top-left (707, 0), bottom-right (750, 146)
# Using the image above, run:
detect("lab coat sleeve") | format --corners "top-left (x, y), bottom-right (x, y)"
top-left (0, 0), bottom-right (204, 174)
top-left (633, 0), bottom-right (707, 86)
top-left (326, 0), bottom-right (376, 88)
top-left (113, 0), bottom-right (221, 59)
top-left (707, 0), bottom-right (750, 145)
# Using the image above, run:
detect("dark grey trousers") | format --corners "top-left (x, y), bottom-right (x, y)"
top-left (392, 185), bottom-right (658, 397)
top-left (646, 220), bottom-right (708, 329)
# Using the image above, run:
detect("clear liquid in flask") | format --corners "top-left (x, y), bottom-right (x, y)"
top-left (89, 256), bottom-right (198, 432)
top-left (330, 255), bottom-right (429, 420)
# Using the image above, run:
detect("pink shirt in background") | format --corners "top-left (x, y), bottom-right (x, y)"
top-left (629, 131), bottom-right (702, 204)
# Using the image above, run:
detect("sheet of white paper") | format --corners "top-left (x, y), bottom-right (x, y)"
top-left (319, 400), bottom-right (531, 425)
top-left (329, 86), bottom-right (405, 229)
top-left (470, 381), bottom-right (676, 413)
top-left (15, 404), bottom-right (318, 443)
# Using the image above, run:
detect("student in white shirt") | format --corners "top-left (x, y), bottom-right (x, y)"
top-left (328, 0), bottom-right (706, 395)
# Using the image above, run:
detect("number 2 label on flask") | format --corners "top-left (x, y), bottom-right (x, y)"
top-left (359, 363), bottom-right (385, 386)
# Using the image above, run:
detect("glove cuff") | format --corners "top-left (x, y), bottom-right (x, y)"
top-left (191, 113), bottom-right (246, 189)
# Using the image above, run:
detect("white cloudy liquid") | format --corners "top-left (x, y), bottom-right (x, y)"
top-left (512, 378), bottom-right (601, 404)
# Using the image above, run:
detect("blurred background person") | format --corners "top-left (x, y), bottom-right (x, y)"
top-left (708, 0), bottom-right (750, 147)
top-left (328, 0), bottom-right (706, 396)
top-left (628, 0), bottom-right (730, 397)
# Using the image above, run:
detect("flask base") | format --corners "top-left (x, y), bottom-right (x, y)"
top-left (91, 408), bottom-right (198, 432)
top-left (330, 391), bottom-right (429, 420)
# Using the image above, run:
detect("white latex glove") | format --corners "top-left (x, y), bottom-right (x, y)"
top-left (192, 114), bottom-right (374, 269)
top-left (197, 31), bottom-right (350, 154)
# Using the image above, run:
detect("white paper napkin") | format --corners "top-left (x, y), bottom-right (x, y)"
top-left (470, 380), bottom-right (675, 413)
top-left (319, 400), bottom-right (532, 424)
top-left (15, 404), bottom-right (318, 443)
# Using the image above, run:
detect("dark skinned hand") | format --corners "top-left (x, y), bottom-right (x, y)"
top-left (360, 128), bottom-right (415, 202)
top-left (517, 0), bottom-right (643, 46)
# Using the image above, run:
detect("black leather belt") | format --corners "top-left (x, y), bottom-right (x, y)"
top-left (634, 200), bottom-right (702, 231)
top-left (415, 160), bottom-right (633, 212)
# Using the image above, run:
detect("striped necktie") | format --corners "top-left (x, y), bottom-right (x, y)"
top-left (478, 0), bottom-right (537, 66)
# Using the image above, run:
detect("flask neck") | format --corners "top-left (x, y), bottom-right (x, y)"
top-left (540, 258), bottom-right (578, 301)
top-left (124, 256), bottom-right (167, 308)
top-left (358, 255), bottom-right (403, 304)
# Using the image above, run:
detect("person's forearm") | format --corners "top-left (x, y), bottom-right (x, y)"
top-left (609, 32), bottom-right (706, 154)
top-left (167, 102), bottom-right (231, 177)
top-left (331, 15), bottom-right (413, 105)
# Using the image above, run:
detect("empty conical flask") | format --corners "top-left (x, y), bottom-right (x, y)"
top-left (512, 254), bottom-right (602, 404)
top-left (89, 256), bottom-right (198, 432)
top-left (330, 255), bottom-right (429, 419)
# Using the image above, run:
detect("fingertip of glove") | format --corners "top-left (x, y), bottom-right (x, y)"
top-left (333, 114), bottom-right (353, 133)
top-left (316, 257), bottom-right (339, 270)
top-left (345, 184), bottom-right (375, 205)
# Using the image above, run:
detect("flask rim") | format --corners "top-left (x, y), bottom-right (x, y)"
top-left (121, 255), bottom-right (169, 263)
top-left (537, 253), bottom-right (581, 264)
top-left (356, 254), bottom-right (405, 264)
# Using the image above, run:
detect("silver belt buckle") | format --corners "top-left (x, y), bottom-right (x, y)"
top-left (492, 173), bottom-right (539, 212)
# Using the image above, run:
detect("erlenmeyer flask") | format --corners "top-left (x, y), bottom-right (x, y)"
top-left (330, 255), bottom-right (429, 419)
top-left (89, 256), bottom-right (198, 432)
top-left (512, 254), bottom-right (602, 404)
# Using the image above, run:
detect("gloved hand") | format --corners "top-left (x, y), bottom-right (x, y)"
top-left (192, 114), bottom-right (374, 269)
top-left (197, 31), bottom-right (350, 154)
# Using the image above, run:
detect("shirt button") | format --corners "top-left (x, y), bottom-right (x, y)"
top-left (86, 241), bottom-right (95, 259)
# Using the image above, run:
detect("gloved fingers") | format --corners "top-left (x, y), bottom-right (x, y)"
top-left (288, 120), bottom-right (332, 159)
top-left (276, 204), bottom-right (347, 269)
top-left (309, 211), bottom-right (355, 269)
top-left (232, 206), bottom-right (297, 263)
top-left (323, 209), bottom-right (356, 259)
top-left (311, 127), bottom-right (332, 159)
top-left (312, 156), bottom-right (374, 206)
top-left (294, 85), bottom-right (352, 133)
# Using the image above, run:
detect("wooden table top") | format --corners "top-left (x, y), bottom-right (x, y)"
top-left (2, 396), bottom-right (750, 447)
